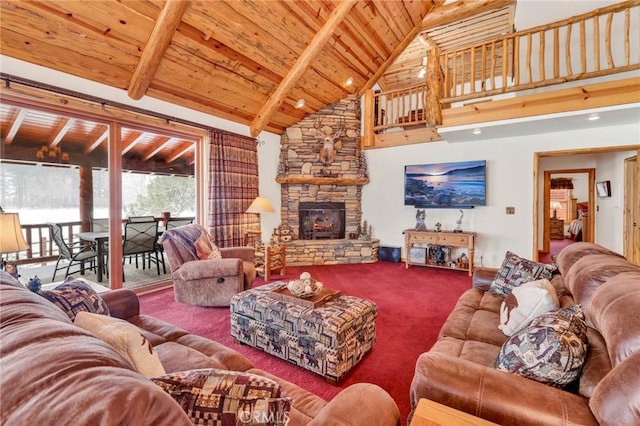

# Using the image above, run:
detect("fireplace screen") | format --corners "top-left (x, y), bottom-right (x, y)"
top-left (298, 202), bottom-right (346, 240)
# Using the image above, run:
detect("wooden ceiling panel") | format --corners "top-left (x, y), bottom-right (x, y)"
top-left (2, 0), bottom-right (513, 134)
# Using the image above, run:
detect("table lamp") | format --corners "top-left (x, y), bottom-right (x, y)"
top-left (550, 201), bottom-right (562, 219)
top-left (0, 209), bottom-right (29, 279)
top-left (245, 196), bottom-right (275, 246)
top-left (246, 196), bottom-right (275, 214)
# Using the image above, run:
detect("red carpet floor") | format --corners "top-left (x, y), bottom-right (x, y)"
top-left (138, 262), bottom-right (472, 423)
top-left (539, 238), bottom-right (575, 263)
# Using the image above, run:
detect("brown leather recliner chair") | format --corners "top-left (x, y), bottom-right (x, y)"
top-left (159, 223), bottom-right (256, 306)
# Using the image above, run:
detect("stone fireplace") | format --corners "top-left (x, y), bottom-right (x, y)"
top-left (275, 94), bottom-right (379, 266)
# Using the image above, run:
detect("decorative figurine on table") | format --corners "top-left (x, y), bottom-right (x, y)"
top-left (415, 209), bottom-right (427, 231)
top-left (27, 276), bottom-right (42, 293)
top-left (453, 210), bottom-right (464, 233)
top-left (434, 222), bottom-right (442, 232)
top-left (5, 262), bottom-right (19, 280)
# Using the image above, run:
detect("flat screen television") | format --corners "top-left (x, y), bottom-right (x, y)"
top-left (404, 160), bottom-right (486, 208)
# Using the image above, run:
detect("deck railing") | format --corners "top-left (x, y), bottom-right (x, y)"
top-left (16, 222), bottom-right (83, 264)
top-left (369, 1), bottom-right (639, 134)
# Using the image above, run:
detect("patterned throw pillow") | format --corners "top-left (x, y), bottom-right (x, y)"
top-left (38, 277), bottom-right (110, 321)
top-left (152, 369), bottom-right (291, 426)
top-left (499, 279), bottom-right (560, 336)
top-left (74, 311), bottom-right (166, 378)
top-left (490, 251), bottom-right (557, 297)
top-left (495, 305), bottom-right (588, 387)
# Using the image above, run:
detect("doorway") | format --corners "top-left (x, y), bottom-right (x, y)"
top-left (533, 145), bottom-right (640, 262)
top-left (624, 154), bottom-right (640, 265)
top-left (540, 169), bottom-right (595, 261)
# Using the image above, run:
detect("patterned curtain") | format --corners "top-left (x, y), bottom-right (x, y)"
top-left (550, 178), bottom-right (574, 189)
top-left (208, 130), bottom-right (259, 247)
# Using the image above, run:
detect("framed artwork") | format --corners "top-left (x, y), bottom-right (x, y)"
top-left (408, 246), bottom-right (427, 264)
top-left (596, 180), bottom-right (611, 198)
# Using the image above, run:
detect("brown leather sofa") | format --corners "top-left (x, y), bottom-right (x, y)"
top-left (409, 242), bottom-right (640, 425)
top-left (0, 272), bottom-right (400, 425)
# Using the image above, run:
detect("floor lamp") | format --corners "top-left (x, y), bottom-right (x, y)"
top-left (0, 210), bottom-right (29, 279)
top-left (245, 196), bottom-right (275, 246)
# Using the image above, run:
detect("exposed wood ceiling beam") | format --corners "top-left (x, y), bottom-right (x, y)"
top-left (4, 107), bottom-right (27, 144)
top-left (143, 136), bottom-right (172, 161)
top-left (358, 0), bottom-right (444, 97)
top-left (85, 126), bottom-right (109, 154)
top-left (421, 0), bottom-right (516, 30)
top-left (249, 0), bottom-right (358, 137)
top-left (167, 143), bottom-right (194, 164)
top-left (121, 131), bottom-right (145, 155)
top-left (128, 0), bottom-right (190, 100)
top-left (48, 117), bottom-right (74, 147)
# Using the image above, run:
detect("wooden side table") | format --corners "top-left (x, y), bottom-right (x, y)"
top-left (549, 217), bottom-right (565, 239)
top-left (254, 244), bottom-right (286, 281)
top-left (410, 399), bottom-right (498, 426)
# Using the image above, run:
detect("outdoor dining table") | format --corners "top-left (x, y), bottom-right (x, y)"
top-left (76, 231), bottom-right (109, 282)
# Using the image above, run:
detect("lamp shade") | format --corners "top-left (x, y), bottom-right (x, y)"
top-left (550, 201), bottom-right (562, 210)
top-left (0, 213), bottom-right (29, 254)
top-left (246, 196), bottom-right (275, 214)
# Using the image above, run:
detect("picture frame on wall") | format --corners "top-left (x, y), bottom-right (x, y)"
top-left (596, 180), bottom-right (611, 198)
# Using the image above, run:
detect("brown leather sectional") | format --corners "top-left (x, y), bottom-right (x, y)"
top-left (0, 271), bottom-right (400, 425)
top-left (409, 242), bottom-right (640, 425)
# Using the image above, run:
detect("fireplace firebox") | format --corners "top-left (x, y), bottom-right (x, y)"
top-left (298, 202), bottom-right (346, 240)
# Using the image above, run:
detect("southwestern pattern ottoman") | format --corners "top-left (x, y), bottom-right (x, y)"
top-left (230, 282), bottom-right (377, 383)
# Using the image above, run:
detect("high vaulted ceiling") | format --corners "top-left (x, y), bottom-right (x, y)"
top-left (0, 0), bottom-right (527, 138)
top-left (0, 0), bottom-right (436, 136)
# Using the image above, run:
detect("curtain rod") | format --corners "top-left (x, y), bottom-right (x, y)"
top-left (0, 73), bottom-right (254, 141)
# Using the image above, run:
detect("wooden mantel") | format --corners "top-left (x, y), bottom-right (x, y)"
top-left (275, 176), bottom-right (369, 186)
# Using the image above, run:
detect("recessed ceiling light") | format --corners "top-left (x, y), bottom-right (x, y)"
top-left (587, 113), bottom-right (600, 121)
top-left (295, 99), bottom-right (305, 109)
top-left (472, 128), bottom-right (482, 135)
top-left (345, 76), bottom-right (354, 86)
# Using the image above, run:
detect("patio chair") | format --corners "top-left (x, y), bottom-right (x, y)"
top-left (159, 223), bottom-right (256, 306)
top-left (165, 217), bottom-right (194, 229)
top-left (155, 217), bottom-right (194, 274)
top-left (48, 223), bottom-right (98, 282)
top-left (122, 220), bottom-right (164, 281)
top-left (128, 215), bottom-right (156, 223)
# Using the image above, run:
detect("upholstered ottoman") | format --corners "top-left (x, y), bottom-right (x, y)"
top-left (230, 282), bottom-right (377, 383)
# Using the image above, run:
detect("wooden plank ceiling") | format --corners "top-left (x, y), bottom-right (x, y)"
top-left (0, 0), bottom-right (436, 136)
top-left (0, 103), bottom-right (196, 175)
top-left (0, 0), bottom-right (517, 169)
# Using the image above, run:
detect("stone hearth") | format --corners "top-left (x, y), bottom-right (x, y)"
top-left (276, 94), bottom-right (378, 265)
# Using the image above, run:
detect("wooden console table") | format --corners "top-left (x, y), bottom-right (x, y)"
top-left (404, 229), bottom-right (476, 276)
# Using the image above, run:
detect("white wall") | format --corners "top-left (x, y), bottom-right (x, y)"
top-left (594, 150), bottom-right (636, 250)
top-left (364, 124), bottom-right (639, 268)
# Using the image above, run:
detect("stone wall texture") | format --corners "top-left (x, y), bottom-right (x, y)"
top-left (277, 94), bottom-right (378, 265)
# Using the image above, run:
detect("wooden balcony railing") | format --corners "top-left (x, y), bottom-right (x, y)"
top-left (441, 1), bottom-right (639, 103)
top-left (366, 1), bottom-right (638, 138)
top-left (372, 84), bottom-right (428, 133)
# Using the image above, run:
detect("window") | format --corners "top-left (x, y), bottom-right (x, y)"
top-left (550, 189), bottom-right (571, 222)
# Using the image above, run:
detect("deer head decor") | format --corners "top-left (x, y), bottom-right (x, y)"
top-left (313, 117), bottom-right (345, 166)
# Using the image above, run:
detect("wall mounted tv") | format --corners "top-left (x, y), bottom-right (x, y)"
top-left (404, 160), bottom-right (486, 208)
